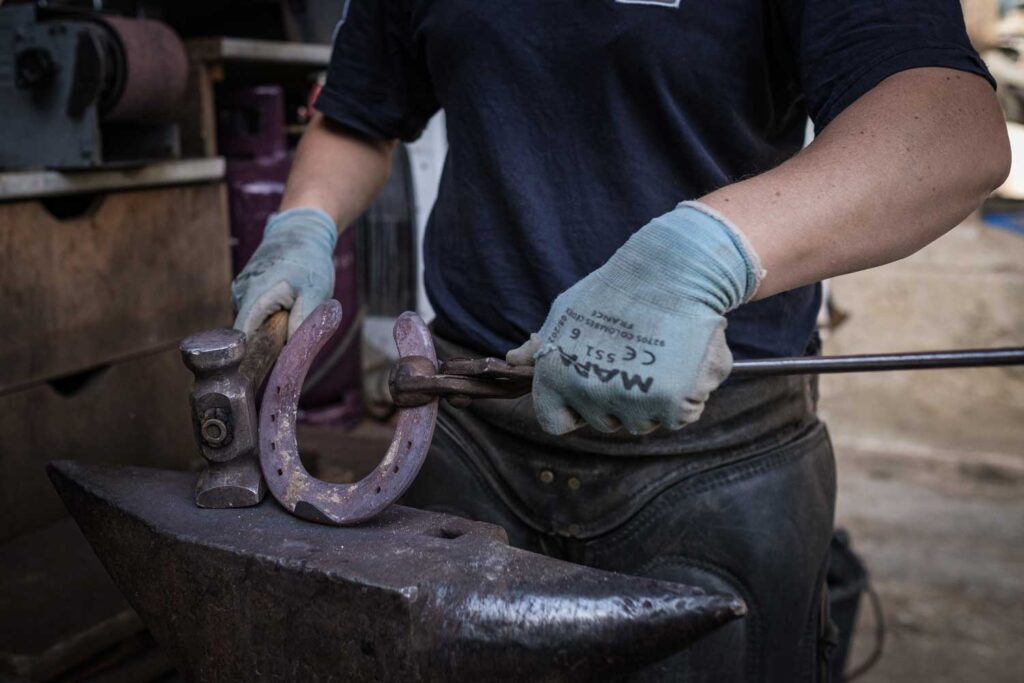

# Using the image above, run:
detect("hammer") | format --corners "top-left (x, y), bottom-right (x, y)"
top-left (180, 312), bottom-right (288, 508)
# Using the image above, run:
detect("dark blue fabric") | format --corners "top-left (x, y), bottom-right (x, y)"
top-left (317, 0), bottom-right (992, 359)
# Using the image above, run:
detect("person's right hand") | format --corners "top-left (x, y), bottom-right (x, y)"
top-left (231, 208), bottom-right (338, 339)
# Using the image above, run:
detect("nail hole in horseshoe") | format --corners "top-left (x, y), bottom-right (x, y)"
top-left (393, 465), bottom-right (399, 473)
top-left (406, 440), bottom-right (412, 450)
top-left (375, 486), bottom-right (381, 494)
top-left (277, 469), bottom-right (283, 476)
top-left (271, 413), bottom-right (276, 422)
top-left (276, 386), bottom-right (281, 394)
top-left (271, 442), bottom-right (276, 451)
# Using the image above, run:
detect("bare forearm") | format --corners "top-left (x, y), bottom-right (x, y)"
top-left (704, 68), bottom-right (1010, 299)
top-left (280, 112), bottom-right (397, 231)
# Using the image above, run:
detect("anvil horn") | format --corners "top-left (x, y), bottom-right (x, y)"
top-left (49, 460), bottom-right (745, 681)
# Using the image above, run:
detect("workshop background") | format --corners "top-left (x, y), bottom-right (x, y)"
top-left (0, 0), bottom-right (1021, 681)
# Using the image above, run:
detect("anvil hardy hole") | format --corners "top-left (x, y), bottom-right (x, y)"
top-left (432, 526), bottom-right (465, 540)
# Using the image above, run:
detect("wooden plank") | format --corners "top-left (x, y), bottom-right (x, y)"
top-left (187, 37), bottom-right (331, 67)
top-left (0, 158), bottom-right (225, 202)
top-left (0, 183), bottom-right (233, 393)
top-left (0, 348), bottom-right (199, 542)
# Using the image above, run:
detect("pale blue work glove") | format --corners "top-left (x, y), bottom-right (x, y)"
top-left (231, 208), bottom-right (338, 339)
top-left (507, 202), bottom-right (764, 436)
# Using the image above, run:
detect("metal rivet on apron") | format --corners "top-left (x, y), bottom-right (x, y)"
top-left (539, 469), bottom-right (555, 484)
top-left (567, 476), bottom-right (581, 491)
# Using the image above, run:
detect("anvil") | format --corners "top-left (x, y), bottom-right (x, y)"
top-left (48, 460), bottom-right (745, 681)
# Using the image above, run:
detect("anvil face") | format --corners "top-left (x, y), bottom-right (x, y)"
top-left (48, 461), bottom-right (744, 681)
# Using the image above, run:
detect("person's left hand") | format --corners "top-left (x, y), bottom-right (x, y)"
top-left (507, 202), bottom-right (764, 436)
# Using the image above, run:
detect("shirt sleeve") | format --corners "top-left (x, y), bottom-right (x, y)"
top-left (779, 0), bottom-right (995, 132)
top-left (315, 0), bottom-right (439, 142)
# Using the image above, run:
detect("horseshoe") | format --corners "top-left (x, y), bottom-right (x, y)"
top-left (259, 300), bottom-right (438, 526)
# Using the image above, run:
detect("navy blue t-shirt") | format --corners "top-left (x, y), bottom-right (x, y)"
top-left (317, 0), bottom-right (992, 358)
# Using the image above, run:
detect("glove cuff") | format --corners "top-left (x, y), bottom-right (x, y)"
top-left (677, 201), bottom-right (765, 303)
top-left (265, 207), bottom-right (339, 253)
top-left (600, 203), bottom-right (765, 315)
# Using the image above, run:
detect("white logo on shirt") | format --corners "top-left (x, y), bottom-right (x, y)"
top-left (615, 0), bottom-right (681, 7)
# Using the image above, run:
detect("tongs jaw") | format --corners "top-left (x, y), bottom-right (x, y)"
top-left (390, 355), bottom-right (534, 407)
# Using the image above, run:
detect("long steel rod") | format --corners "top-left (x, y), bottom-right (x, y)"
top-left (392, 347), bottom-right (1024, 406)
top-left (730, 347), bottom-right (1024, 378)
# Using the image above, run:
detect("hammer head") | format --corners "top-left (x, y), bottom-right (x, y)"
top-left (180, 328), bottom-right (258, 464)
top-left (180, 329), bottom-right (264, 508)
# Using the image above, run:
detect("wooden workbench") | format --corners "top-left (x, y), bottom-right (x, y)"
top-left (0, 159), bottom-right (232, 541)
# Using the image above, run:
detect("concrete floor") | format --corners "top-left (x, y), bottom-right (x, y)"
top-left (819, 218), bottom-right (1024, 682)
top-left (834, 439), bottom-right (1024, 683)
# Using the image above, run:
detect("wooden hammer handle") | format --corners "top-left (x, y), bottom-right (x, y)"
top-left (240, 311), bottom-right (289, 388)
